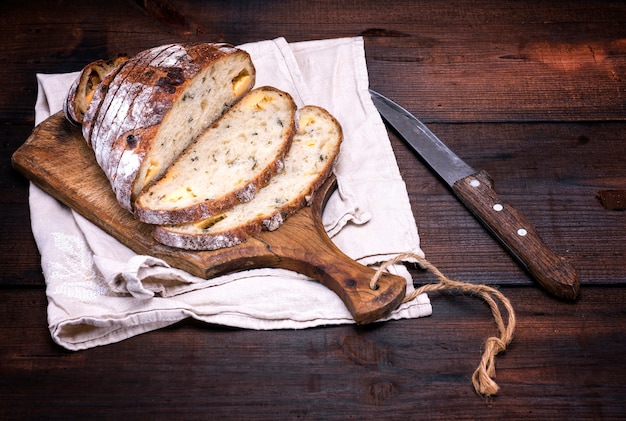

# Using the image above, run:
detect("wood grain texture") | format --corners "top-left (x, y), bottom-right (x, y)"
top-left (1, 286), bottom-right (625, 419)
top-left (2, 1), bottom-right (626, 123)
top-left (390, 121), bottom-right (626, 287)
top-left (2, 0), bottom-right (626, 418)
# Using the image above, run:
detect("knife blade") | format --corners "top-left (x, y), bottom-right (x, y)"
top-left (370, 89), bottom-right (580, 300)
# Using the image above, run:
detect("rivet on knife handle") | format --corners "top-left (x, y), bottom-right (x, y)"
top-left (453, 170), bottom-right (580, 300)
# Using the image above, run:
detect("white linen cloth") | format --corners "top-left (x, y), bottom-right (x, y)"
top-left (30, 37), bottom-right (432, 350)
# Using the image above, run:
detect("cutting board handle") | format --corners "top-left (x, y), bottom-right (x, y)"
top-left (195, 176), bottom-right (409, 324)
top-left (261, 176), bottom-right (407, 324)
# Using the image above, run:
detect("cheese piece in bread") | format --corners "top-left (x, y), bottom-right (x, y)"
top-left (134, 86), bottom-right (297, 225)
top-left (152, 105), bottom-right (342, 250)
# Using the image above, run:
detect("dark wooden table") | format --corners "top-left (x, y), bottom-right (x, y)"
top-left (2, 1), bottom-right (625, 419)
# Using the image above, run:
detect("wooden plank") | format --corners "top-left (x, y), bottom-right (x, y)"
top-left (6, 120), bottom-right (626, 287)
top-left (393, 121), bottom-right (626, 286)
top-left (1, 286), bottom-right (625, 419)
top-left (1, 1), bottom-right (626, 122)
top-left (1, 1), bottom-right (626, 418)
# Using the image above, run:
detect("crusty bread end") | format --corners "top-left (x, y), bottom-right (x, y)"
top-left (63, 54), bottom-right (129, 125)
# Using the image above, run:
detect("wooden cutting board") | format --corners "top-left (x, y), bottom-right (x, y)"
top-left (12, 112), bottom-right (407, 324)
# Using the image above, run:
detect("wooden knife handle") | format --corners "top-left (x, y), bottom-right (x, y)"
top-left (452, 170), bottom-right (580, 300)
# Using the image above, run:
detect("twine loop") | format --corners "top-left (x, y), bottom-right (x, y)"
top-left (371, 252), bottom-right (516, 398)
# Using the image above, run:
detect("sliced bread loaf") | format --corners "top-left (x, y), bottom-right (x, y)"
top-left (79, 43), bottom-right (256, 212)
top-left (134, 86), bottom-right (297, 225)
top-left (152, 105), bottom-right (342, 250)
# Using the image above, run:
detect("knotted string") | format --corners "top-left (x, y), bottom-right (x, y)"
top-left (371, 252), bottom-right (516, 397)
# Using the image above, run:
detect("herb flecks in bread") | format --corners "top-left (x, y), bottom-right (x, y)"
top-left (152, 105), bottom-right (343, 251)
top-left (129, 51), bottom-right (256, 198)
top-left (134, 86), bottom-right (297, 225)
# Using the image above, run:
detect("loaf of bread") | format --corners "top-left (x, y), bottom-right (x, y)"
top-left (63, 54), bottom-right (129, 125)
top-left (63, 43), bottom-right (345, 251)
top-left (134, 86), bottom-right (297, 225)
top-left (77, 43), bottom-right (256, 212)
top-left (152, 105), bottom-right (342, 250)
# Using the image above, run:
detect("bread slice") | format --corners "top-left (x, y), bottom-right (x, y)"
top-left (152, 105), bottom-right (342, 250)
top-left (134, 86), bottom-right (297, 225)
top-left (81, 43), bottom-right (256, 212)
top-left (63, 53), bottom-right (129, 125)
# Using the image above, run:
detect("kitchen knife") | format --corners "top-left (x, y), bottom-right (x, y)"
top-left (370, 89), bottom-right (580, 300)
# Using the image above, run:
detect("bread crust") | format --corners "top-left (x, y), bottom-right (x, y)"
top-left (125, 44), bottom-right (255, 212)
top-left (99, 45), bottom-right (186, 181)
top-left (136, 154), bottom-right (288, 225)
top-left (94, 44), bottom-right (198, 178)
top-left (63, 54), bottom-right (129, 126)
top-left (81, 58), bottom-right (133, 148)
top-left (153, 221), bottom-right (256, 251)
